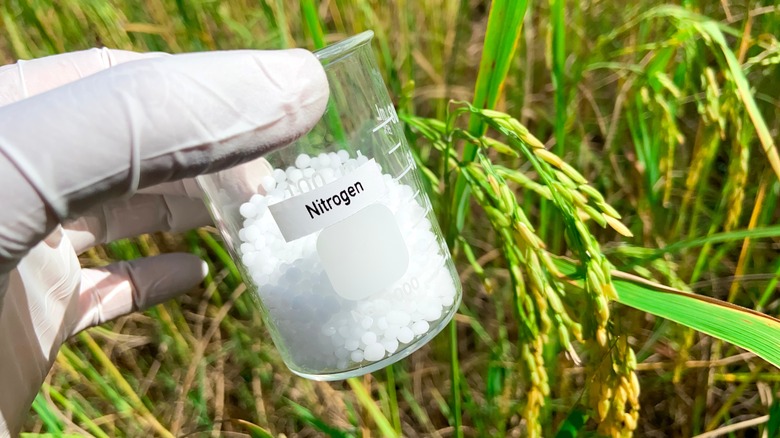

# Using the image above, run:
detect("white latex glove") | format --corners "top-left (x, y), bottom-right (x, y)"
top-left (0, 47), bottom-right (328, 435)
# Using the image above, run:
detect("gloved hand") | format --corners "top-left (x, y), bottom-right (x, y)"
top-left (0, 47), bottom-right (328, 435)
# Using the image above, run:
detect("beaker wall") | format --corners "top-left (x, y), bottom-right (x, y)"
top-left (197, 31), bottom-right (462, 380)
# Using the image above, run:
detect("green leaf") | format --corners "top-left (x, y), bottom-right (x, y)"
top-left (549, 0), bottom-right (566, 155)
top-left (287, 399), bottom-right (353, 438)
top-left (300, 0), bottom-right (325, 49)
top-left (30, 394), bottom-right (63, 434)
top-left (555, 408), bottom-right (588, 438)
top-left (21, 435), bottom-right (83, 438)
top-left (466, 0), bottom-right (529, 140)
top-left (554, 259), bottom-right (780, 368)
top-left (696, 20), bottom-right (780, 183)
top-left (347, 378), bottom-right (399, 438)
top-left (623, 225), bottom-right (780, 261)
top-left (634, 5), bottom-right (780, 183)
top-left (767, 400), bottom-right (780, 438)
top-left (450, 0), bottom-right (530, 244)
top-left (447, 0), bottom-right (528, 418)
top-left (197, 229), bottom-right (242, 286)
top-left (0, 5), bottom-right (33, 59)
top-left (44, 383), bottom-right (111, 438)
top-left (612, 272), bottom-right (780, 368)
top-left (234, 419), bottom-right (275, 438)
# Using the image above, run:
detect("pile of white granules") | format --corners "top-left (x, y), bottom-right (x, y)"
top-left (235, 150), bottom-right (458, 372)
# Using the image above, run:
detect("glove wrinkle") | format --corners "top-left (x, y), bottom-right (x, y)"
top-left (0, 268), bottom-right (71, 436)
top-left (63, 194), bottom-right (212, 253)
top-left (18, 230), bottom-right (81, 353)
top-left (75, 254), bottom-right (207, 332)
top-left (0, 155), bottom-right (58, 274)
top-left (15, 59), bottom-right (28, 99)
top-left (0, 48), bottom-right (163, 107)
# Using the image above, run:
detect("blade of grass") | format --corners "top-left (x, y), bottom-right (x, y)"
top-left (705, 365), bottom-right (763, 431)
top-left (727, 176), bottom-right (766, 302)
top-left (79, 1), bottom-right (133, 50)
top-left (107, 239), bottom-right (142, 261)
top-left (30, 393), bottom-right (63, 434)
top-left (286, 399), bottom-right (353, 437)
top-left (352, 0), bottom-right (402, 99)
top-left (272, 0), bottom-right (294, 48)
top-left (615, 279), bottom-right (780, 367)
top-left (632, 92), bottom-right (661, 207)
top-left (623, 277), bottom-right (774, 366)
top-left (466, 0), bottom-right (529, 137)
top-left (612, 225), bottom-right (780, 264)
top-left (449, 0), bottom-right (529, 242)
top-left (449, 319), bottom-right (463, 438)
top-left (44, 384), bottom-right (111, 438)
top-left (542, 0), bottom-right (566, 246)
top-left (17, 0), bottom-right (57, 53)
top-left (653, 225), bottom-right (780, 259)
top-left (385, 366), bottom-right (402, 435)
top-left (58, 346), bottom-right (133, 413)
top-left (346, 377), bottom-right (399, 438)
top-left (637, 6), bottom-right (780, 183)
top-left (300, 12), bottom-right (350, 150)
top-left (768, 400), bottom-right (780, 438)
top-left (553, 259), bottom-right (780, 367)
top-left (555, 408), bottom-right (588, 438)
top-left (300, 0), bottom-right (325, 49)
top-left (443, 4), bottom-right (528, 433)
top-left (20, 434), bottom-right (83, 438)
top-left (234, 419), bottom-right (275, 438)
top-left (399, 387), bottom-right (438, 435)
top-left (197, 229), bottom-right (242, 287)
top-left (550, 0), bottom-right (566, 156)
top-left (697, 20), bottom-right (780, 183)
top-left (77, 332), bottom-right (175, 438)
top-left (0, 5), bottom-right (33, 59)
top-left (757, 259), bottom-right (780, 312)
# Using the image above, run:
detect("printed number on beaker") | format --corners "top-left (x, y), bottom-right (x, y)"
top-left (393, 277), bottom-right (419, 299)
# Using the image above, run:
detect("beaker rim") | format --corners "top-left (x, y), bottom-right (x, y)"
top-left (314, 30), bottom-right (374, 65)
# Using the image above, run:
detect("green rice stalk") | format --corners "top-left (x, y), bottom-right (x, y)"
top-left (0, 5), bottom-right (33, 58)
top-left (449, 0), bottom-right (529, 245)
top-left (300, 0), bottom-right (325, 49)
top-left (30, 394), bottom-right (63, 434)
top-left (346, 378), bottom-right (398, 438)
top-left (44, 383), bottom-right (111, 438)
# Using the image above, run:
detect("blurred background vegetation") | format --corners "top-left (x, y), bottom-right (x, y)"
top-left (2, 0), bottom-right (780, 437)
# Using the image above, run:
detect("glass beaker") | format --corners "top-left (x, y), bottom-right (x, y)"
top-left (197, 31), bottom-right (462, 380)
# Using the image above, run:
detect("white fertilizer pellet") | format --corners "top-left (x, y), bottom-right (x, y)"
top-left (236, 151), bottom-right (458, 371)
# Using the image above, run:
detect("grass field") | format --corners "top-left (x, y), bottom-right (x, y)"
top-left (2, 0), bottom-right (780, 436)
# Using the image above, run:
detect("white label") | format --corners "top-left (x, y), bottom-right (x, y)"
top-left (268, 159), bottom-right (386, 242)
top-left (317, 203), bottom-right (409, 300)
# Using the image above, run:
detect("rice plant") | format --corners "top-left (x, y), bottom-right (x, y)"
top-left (2, 0), bottom-right (779, 436)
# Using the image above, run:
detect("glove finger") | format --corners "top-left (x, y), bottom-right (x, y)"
top-left (138, 155), bottom-right (273, 198)
top-left (73, 253), bottom-right (207, 334)
top-left (0, 49), bottom-right (328, 273)
top-left (63, 194), bottom-right (212, 254)
top-left (0, 48), bottom-right (165, 106)
top-left (65, 155), bottom-right (275, 253)
top-left (137, 178), bottom-right (203, 198)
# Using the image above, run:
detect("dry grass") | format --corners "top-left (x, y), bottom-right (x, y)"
top-left (2, 0), bottom-right (779, 436)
